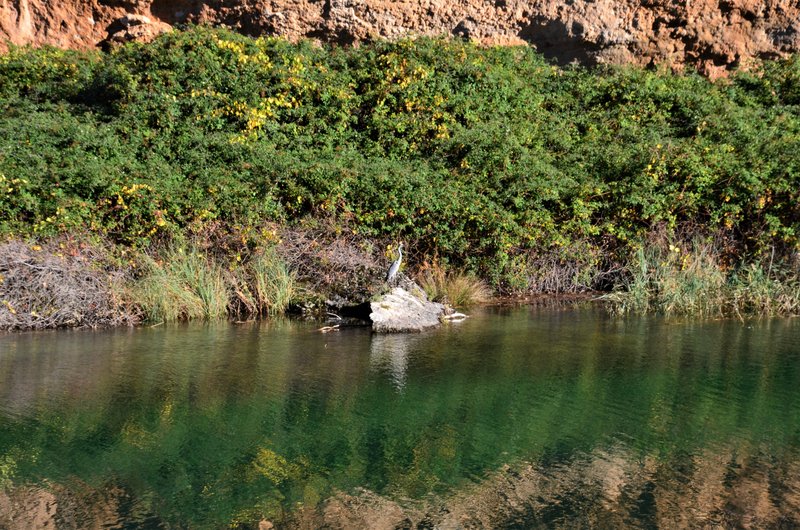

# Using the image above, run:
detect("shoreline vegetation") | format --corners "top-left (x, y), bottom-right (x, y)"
top-left (1, 27), bottom-right (799, 330)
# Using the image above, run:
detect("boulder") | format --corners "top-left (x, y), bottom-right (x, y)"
top-left (101, 14), bottom-right (171, 48)
top-left (370, 284), bottom-right (445, 333)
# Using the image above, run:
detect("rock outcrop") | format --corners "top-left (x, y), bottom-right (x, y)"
top-left (100, 13), bottom-right (171, 48)
top-left (0, 0), bottom-right (799, 76)
top-left (370, 284), bottom-right (445, 333)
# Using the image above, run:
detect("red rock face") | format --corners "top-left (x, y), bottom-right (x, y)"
top-left (1, 0), bottom-right (798, 76)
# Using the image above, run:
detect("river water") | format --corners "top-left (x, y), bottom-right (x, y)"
top-left (1, 306), bottom-right (799, 528)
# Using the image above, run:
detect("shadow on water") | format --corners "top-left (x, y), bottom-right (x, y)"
top-left (1, 308), bottom-right (800, 527)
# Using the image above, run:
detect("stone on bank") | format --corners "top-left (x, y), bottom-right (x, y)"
top-left (370, 285), bottom-right (445, 333)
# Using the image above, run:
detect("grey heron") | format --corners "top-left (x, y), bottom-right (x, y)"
top-left (386, 243), bottom-right (404, 284)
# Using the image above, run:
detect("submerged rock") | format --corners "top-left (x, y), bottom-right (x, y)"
top-left (370, 284), bottom-right (445, 333)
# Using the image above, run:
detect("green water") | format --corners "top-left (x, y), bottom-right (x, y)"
top-left (1, 307), bottom-right (800, 528)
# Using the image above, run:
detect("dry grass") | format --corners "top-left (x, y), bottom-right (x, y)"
top-left (522, 242), bottom-right (609, 293)
top-left (417, 263), bottom-right (492, 307)
top-left (276, 228), bottom-right (384, 302)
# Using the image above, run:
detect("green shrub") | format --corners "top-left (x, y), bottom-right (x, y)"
top-left (1, 27), bottom-right (799, 300)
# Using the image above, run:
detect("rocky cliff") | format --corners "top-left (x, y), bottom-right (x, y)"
top-left (1, 0), bottom-right (799, 76)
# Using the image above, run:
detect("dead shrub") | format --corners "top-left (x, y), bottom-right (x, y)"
top-left (0, 240), bottom-right (137, 331)
top-left (276, 228), bottom-right (384, 302)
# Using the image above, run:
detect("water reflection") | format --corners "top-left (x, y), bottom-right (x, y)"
top-left (0, 308), bottom-right (799, 528)
top-left (369, 333), bottom-right (421, 391)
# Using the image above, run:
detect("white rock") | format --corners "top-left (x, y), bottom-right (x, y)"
top-left (370, 286), bottom-right (445, 333)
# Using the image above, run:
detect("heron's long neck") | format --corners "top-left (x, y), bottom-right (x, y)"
top-left (397, 247), bottom-right (402, 261)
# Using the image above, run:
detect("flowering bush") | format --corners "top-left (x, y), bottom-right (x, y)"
top-left (1, 27), bottom-right (799, 290)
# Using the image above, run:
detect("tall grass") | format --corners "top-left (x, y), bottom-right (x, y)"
top-left (606, 240), bottom-right (800, 318)
top-left (729, 264), bottom-right (800, 316)
top-left (229, 248), bottom-right (295, 317)
top-left (417, 263), bottom-right (492, 307)
top-left (134, 246), bottom-right (296, 323)
top-left (133, 248), bottom-right (228, 322)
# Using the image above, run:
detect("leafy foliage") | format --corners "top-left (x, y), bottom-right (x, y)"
top-left (1, 27), bottom-right (799, 291)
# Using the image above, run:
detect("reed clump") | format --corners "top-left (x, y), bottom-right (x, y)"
top-left (606, 240), bottom-right (800, 318)
top-left (729, 264), bottom-right (800, 317)
top-left (132, 245), bottom-right (297, 323)
top-left (133, 247), bottom-right (229, 322)
top-left (228, 248), bottom-right (295, 318)
top-left (417, 263), bottom-right (492, 308)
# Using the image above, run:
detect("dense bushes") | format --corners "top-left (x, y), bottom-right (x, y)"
top-left (1, 27), bottom-right (799, 303)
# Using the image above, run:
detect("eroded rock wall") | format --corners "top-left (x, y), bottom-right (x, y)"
top-left (1, 0), bottom-right (799, 75)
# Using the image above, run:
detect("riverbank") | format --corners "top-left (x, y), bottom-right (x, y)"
top-left (1, 27), bottom-right (799, 329)
top-left (2, 232), bottom-right (798, 331)
top-left (0, 233), bottom-right (491, 331)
